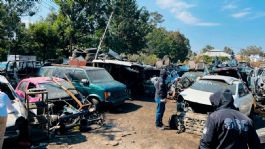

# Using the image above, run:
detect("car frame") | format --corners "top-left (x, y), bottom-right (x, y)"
top-left (38, 66), bottom-right (129, 107)
top-left (180, 75), bottom-right (255, 116)
top-left (0, 75), bottom-right (27, 140)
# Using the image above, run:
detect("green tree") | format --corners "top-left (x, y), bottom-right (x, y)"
top-left (105, 0), bottom-right (152, 54)
top-left (201, 45), bottom-right (214, 53)
top-left (53, 0), bottom-right (110, 56)
top-left (28, 21), bottom-right (59, 61)
top-left (145, 28), bottom-right (190, 62)
top-left (223, 46), bottom-right (233, 54)
top-left (0, 1), bottom-right (37, 60)
top-left (239, 45), bottom-right (263, 56)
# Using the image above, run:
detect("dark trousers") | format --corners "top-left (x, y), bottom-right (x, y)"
top-left (155, 97), bottom-right (165, 127)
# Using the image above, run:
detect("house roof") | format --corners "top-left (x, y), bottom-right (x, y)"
top-left (203, 50), bottom-right (231, 57)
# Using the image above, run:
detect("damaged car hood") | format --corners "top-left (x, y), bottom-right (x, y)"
top-left (180, 88), bottom-right (213, 105)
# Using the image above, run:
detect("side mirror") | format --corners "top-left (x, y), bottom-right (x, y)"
top-left (81, 79), bottom-right (90, 86)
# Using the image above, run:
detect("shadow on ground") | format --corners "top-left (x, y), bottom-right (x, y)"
top-left (131, 95), bottom-right (155, 103)
top-left (108, 101), bottom-right (142, 114)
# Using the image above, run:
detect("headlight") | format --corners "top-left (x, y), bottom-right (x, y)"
top-left (104, 91), bottom-right (111, 100)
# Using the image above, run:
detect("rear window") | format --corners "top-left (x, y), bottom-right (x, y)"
top-left (86, 69), bottom-right (114, 83)
top-left (190, 80), bottom-right (236, 94)
top-left (39, 80), bottom-right (77, 100)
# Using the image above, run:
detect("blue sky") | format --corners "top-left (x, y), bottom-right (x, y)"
top-left (22, 0), bottom-right (265, 53)
top-left (138, 0), bottom-right (265, 53)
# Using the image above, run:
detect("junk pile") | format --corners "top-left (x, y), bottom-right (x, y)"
top-left (26, 77), bottom-right (104, 136)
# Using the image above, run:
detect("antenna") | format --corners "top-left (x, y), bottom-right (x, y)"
top-left (94, 11), bottom-right (114, 61)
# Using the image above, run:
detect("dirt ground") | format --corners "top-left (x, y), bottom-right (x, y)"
top-left (47, 97), bottom-right (200, 149)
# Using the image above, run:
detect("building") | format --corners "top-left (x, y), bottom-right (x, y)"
top-left (203, 50), bottom-right (231, 58)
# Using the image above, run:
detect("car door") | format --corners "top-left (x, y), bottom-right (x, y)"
top-left (71, 69), bottom-right (90, 96)
top-left (15, 81), bottom-right (29, 99)
top-left (27, 82), bottom-right (41, 102)
top-left (237, 83), bottom-right (253, 115)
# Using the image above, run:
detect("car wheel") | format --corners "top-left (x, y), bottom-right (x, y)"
top-left (91, 98), bottom-right (101, 111)
top-left (169, 114), bottom-right (178, 130)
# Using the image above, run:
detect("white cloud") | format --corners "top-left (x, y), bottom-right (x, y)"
top-left (156, 0), bottom-right (220, 26)
top-left (223, 2), bottom-right (237, 10)
top-left (231, 9), bottom-right (251, 18)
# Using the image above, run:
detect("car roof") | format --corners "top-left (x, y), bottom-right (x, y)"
top-left (200, 75), bottom-right (239, 85)
top-left (0, 75), bottom-right (9, 84)
top-left (21, 77), bottom-right (64, 84)
top-left (43, 65), bottom-right (104, 71)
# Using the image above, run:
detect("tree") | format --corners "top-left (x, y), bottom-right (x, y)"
top-left (201, 45), bottom-right (214, 53)
top-left (0, 1), bottom-right (37, 60)
top-left (105, 0), bottom-right (152, 54)
top-left (149, 12), bottom-right (164, 27)
top-left (239, 45), bottom-right (263, 56)
top-left (53, 0), bottom-right (110, 56)
top-left (145, 28), bottom-right (190, 62)
top-left (28, 21), bottom-right (59, 61)
top-left (223, 46), bottom-right (233, 54)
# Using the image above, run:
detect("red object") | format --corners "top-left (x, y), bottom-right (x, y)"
top-left (69, 59), bottom-right (86, 66)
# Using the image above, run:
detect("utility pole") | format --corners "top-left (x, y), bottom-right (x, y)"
top-left (94, 11), bottom-right (114, 61)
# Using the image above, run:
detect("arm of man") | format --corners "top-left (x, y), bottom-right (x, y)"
top-left (199, 115), bottom-right (216, 149)
top-left (248, 121), bottom-right (261, 149)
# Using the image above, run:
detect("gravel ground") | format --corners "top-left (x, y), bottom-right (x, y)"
top-left (47, 97), bottom-right (200, 149)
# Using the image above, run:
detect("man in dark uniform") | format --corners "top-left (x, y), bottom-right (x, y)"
top-left (199, 89), bottom-right (261, 149)
top-left (154, 69), bottom-right (168, 129)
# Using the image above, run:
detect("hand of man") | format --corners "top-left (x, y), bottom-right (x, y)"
top-left (160, 98), bottom-right (167, 103)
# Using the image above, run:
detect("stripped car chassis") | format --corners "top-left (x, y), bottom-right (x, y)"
top-left (26, 78), bottom-right (104, 136)
top-left (167, 79), bottom-right (208, 136)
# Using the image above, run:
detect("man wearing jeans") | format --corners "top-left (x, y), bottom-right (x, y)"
top-left (0, 89), bottom-right (16, 148)
top-left (154, 69), bottom-right (168, 129)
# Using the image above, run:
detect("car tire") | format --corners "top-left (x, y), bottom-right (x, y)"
top-left (91, 98), bottom-right (101, 111)
top-left (169, 114), bottom-right (178, 130)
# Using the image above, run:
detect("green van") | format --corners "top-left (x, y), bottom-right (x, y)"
top-left (38, 66), bottom-right (129, 107)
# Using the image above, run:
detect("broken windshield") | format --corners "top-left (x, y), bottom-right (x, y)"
top-left (86, 69), bottom-right (114, 83)
top-left (190, 80), bottom-right (236, 95)
top-left (39, 80), bottom-right (77, 100)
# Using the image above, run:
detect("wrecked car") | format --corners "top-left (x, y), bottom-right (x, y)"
top-left (38, 66), bottom-right (129, 108)
top-left (16, 77), bottom-right (103, 134)
top-left (248, 68), bottom-right (265, 101)
top-left (15, 77), bottom-right (81, 104)
top-left (169, 75), bottom-right (255, 135)
top-left (180, 75), bottom-right (255, 115)
top-left (93, 59), bottom-right (160, 96)
top-left (0, 75), bottom-right (27, 140)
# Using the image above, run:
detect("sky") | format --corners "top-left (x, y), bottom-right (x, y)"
top-left (21, 0), bottom-right (265, 53)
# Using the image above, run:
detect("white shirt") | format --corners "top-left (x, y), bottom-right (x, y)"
top-left (0, 91), bottom-right (14, 117)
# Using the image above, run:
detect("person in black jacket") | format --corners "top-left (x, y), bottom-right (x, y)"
top-left (154, 69), bottom-right (168, 129)
top-left (199, 89), bottom-right (261, 149)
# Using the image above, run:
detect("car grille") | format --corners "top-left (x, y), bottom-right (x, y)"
top-left (111, 90), bottom-right (127, 98)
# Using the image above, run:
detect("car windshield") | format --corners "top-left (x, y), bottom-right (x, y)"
top-left (182, 72), bottom-right (203, 81)
top-left (39, 80), bottom-right (77, 100)
top-left (86, 69), bottom-right (114, 83)
top-left (190, 80), bottom-right (236, 95)
top-left (213, 69), bottom-right (240, 79)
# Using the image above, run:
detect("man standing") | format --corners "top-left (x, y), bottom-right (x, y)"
top-left (154, 69), bottom-right (168, 129)
top-left (199, 89), bottom-right (261, 149)
top-left (0, 89), bottom-right (16, 149)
